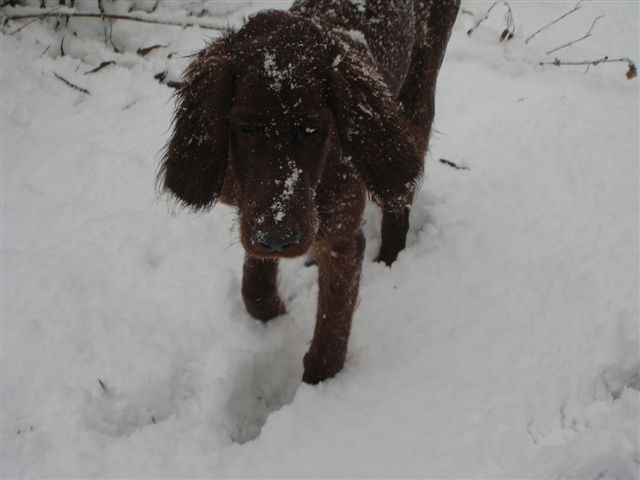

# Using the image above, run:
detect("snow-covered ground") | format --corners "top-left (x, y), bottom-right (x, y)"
top-left (1, 1), bottom-right (638, 478)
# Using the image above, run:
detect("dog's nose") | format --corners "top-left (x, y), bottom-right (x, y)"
top-left (256, 230), bottom-right (300, 252)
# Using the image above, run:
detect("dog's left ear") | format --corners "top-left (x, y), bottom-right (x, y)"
top-left (327, 37), bottom-right (423, 210)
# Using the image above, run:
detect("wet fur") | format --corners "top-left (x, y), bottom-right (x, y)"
top-left (158, 0), bottom-right (460, 384)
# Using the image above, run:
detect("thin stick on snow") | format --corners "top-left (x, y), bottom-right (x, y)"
top-left (499, 2), bottom-right (515, 41)
top-left (2, 9), bottom-right (227, 31)
top-left (53, 72), bottom-right (91, 95)
top-left (539, 56), bottom-right (637, 79)
top-left (525, 0), bottom-right (583, 44)
top-left (84, 61), bottom-right (115, 75)
top-left (103, 18), bottom-right (121, 53)
top-left (137, 44), bottom-right (169, 57)
top-left (467, 2), bottom-right (515, 41)
top-left (467, 1), bottom-right (497, 36)
top-left (545, 15), bottom-right (603, 55)
top-left (7, 5), bottom-right (62, 35)
top-left (439, 159), bottom-right (470, 171)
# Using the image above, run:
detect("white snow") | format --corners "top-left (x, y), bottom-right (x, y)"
top-left (338, 28), bottom-right (368, 46)
top-left (347, 0), bottom-right (366, 14)
top-left (2, 1), bottom-right (638, 478)
top-left (263, 52), bottom-right (285, 92)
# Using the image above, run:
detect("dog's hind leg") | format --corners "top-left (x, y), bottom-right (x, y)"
top-left (242, 256), bottom-right (286, 322)
top-left (377, 0), bottom-right (460, 266)
top-left (399, 0), bottom-right (460, 146)
top-left (376, 205), bottom-right (411, 266)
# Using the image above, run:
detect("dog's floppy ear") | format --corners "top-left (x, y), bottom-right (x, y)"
top-left (158, 35), bottom-right (234, 210)
top-left (327, 37), bottom-right (423, 210)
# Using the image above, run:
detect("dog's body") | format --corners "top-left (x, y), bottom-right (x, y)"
top-left (159, 0), bottom-right (459, 383)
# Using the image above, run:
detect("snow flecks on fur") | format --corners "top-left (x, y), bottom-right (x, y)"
top-left (338, 28), bottom-right (368, 47)
top-left (264, 52), bottom-right (284, 92)
top-left (347, 0), bottom-right (366, 13)
top-left (263, 52), bottom-right (297, 92)
top-left (270, 159), bottom-right (303, 224)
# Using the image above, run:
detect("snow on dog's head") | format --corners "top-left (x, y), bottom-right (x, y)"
top-left (159, 9), bottom-right (423, 258)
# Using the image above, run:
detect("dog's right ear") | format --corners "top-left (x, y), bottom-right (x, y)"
top-left (158, 35), bottom-right (234, 210)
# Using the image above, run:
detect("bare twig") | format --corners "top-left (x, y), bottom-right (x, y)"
top-left (499, 2), bottom-right (515, 41)
top-left (467, 1), bottom-right (497, 36)
top-left (84, 60), bottom-right (115, 74)
top-left (104, 18), bottom-right (121, 53)
top-left (467, 1), bottom-right (515, 41)
top-left (39, 42), bottom-right (51, 57)
top-left (439, 158), bottom-right (470, 170)
top-left (153, 70), bottom-right (181, 89)
top-left (546, 15), bottom-right (603, 55)
top-left (525, 0), bottom-right (583, 44)
top-left (137, 43), bottom-right (169, 57)
top-left (2, 9), bottom-right (227, 30)
top-left (539, 56), bottom-right (637, 79)
top-left (53, 72), bottom-right (90, 95)
top-left (7, 5), bottom-right (62, 34)
top-left (59, 35), bottom-right (65, 56)
top-left (97, 379), bottom-right (108, 392)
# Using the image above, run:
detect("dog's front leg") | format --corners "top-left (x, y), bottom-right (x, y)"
top-left (242, 255), bottom-right (286, 322)
top-left (303, 230), bottom-right (365, 384)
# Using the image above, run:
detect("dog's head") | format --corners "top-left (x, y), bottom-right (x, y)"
top-left (159, 10), bottom-right (422, 258)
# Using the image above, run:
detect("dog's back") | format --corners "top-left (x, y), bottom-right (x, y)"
top-left (290, 0), bottom-right (415, 96)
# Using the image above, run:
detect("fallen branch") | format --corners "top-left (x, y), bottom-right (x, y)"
top-left (2, 8), bottom-right (227, 31)
top-left (539, 56), bottom-right (637, 79)
top-left (7, 5), bottom-right (62, 35)
top-left (525, 0), bottom-right (583, 44)
top-left (546, 15), bottom-right (603, 55)
top-left (53, 72), bottom-right (90, 95)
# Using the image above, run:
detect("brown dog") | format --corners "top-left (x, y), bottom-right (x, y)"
top-left (158, 0), bottom-right (459, 384)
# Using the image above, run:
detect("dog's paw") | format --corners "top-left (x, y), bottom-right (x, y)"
top-left (374, 246), bottom-right (400, 266)
top-left (243, 295), bottom-right (286, 322)
top-left (302, 350), bottom-right (344, 385)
